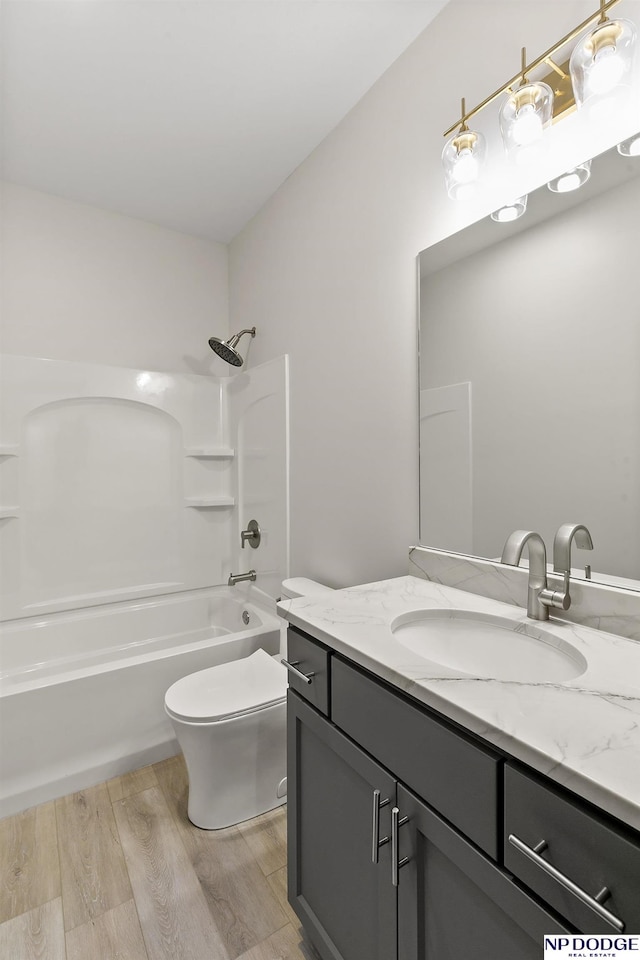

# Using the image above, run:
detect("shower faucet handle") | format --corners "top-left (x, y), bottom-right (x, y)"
top-left (240, 520), bottom-right (261, 549)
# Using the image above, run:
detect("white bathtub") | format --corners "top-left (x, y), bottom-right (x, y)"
top-left (0, 586), bottom-right (282, 817)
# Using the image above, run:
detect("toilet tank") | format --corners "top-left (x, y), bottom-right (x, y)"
top-left (280, 578), bottom-right (335, 600)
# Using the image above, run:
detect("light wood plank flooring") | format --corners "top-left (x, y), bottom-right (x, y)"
top-left (0, 756), bottom-right (319, 960)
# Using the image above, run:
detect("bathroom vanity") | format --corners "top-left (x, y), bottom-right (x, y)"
top-left (278, 577), bottom-right (640, 960)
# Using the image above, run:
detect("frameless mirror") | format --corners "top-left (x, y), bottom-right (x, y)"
top-left (418, 136), bottom-right (640, 589)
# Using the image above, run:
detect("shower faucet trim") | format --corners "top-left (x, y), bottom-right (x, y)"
top-left (241, 520), bottom-right (261, 549)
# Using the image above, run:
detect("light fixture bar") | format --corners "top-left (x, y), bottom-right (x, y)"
top-left (443, 0), bottom-right (622, 137)
top-left (543, 58), bottom-right (568, 80)
top-left (542, 58), bottom-right (576, 122)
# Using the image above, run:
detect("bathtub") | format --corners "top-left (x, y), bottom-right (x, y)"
top-left (0, 586), bottom-right (282, 817)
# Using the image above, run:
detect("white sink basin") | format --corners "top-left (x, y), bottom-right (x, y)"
top-left (390, 610), bottom-right (587, 683)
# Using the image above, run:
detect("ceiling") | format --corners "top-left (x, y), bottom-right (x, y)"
top-left (1, 0), bottom-right (449, 242)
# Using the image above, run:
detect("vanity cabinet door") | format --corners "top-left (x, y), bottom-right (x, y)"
top-left (396, 784), bottom-right (571, 960)
top-left (331, 655), bottom-right (500, 859)
top-left (287, 691), bottom-right (397, 960)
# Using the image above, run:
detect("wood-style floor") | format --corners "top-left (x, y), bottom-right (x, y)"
top-left (0, 755), bottom-right (319, 960)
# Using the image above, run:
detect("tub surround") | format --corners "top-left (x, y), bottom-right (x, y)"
top-left (0, 353), bottom-right (289, 620)
top-left (410, 545), bottom-right (640, 642)
top-left (278, 575), bottom-right (640, 832)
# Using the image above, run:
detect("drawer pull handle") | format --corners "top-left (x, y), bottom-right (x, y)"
top-left (371, 789), bottom-right (391, 863)
top-left (508, 834), bottom-right (625, 933)
top-left (281, 659), bottom-right (315, 685)
top-left (391, 807), bottom-right (410, 887)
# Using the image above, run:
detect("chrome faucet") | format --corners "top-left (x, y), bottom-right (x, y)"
top-left (500, 530), bottom-right (570, 621)
top-left (228, 569), bottom-right (257, 586)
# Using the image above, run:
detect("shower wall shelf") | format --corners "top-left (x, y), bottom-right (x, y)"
top-left (184, 497), bottom-right (235, 508)
top-left (0, 446), bottom-right (19, 456)
top-left (0, 508), bottom-right (19, 519)
top-left (184, 447), bottom-right (235, 459)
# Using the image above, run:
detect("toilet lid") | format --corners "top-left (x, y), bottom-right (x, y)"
top-left (164, 648), bottom-right (287, 723)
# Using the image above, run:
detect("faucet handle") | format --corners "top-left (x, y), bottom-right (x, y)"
top-left (240, 519), bottom-right (261, 549)
top-left (539, 570), bottom-right (571, 611)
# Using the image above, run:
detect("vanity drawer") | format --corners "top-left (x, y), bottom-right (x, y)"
top-left (285, 627), bottom-right (330, 716)
top-left (504, 765), bottom-right (640, 934)
top-left (331, 655), bottom-right (501, 859)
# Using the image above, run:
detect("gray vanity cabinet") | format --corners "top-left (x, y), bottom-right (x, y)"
top-left (287, 691), bottom-right (397, 960)
top-left (396, 783), bottom-right (569, 960)
top-left (330, 654), bottom-right (500, 859)
top-left (285, 627), bottom-right (581, 960)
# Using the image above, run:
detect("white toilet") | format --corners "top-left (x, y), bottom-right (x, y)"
top-left (164, 577), bottom-right (333, 829)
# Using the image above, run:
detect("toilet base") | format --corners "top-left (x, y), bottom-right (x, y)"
top-left (176, 700), bottom-right (287, 830)
top-left (189, 794), bottom-right (287, 831)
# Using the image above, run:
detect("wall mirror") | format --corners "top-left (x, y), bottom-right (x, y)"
top-left (418, 136), bottom-right (640, 589)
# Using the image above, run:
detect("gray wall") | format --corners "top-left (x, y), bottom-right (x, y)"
top-left (228, 0), bottom-right (640, 587)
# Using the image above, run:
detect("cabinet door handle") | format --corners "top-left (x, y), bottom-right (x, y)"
top-left (281, 659), bottom-right (315, 685)
top-left (371, 789), bottom-right (391, 863)
top-left (508, 834), bottom-right (625, 933)
top-left (391, 806), bottom-right (410, 887)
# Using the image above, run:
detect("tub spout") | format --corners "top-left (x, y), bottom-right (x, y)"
top-left (228, 570), bottom-right (257, 586)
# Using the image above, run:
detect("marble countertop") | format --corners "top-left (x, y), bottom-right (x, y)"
top-left (277, 575), bottom-right (640, 833)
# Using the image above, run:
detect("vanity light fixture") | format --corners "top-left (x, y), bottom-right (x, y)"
top-left (441, 98), bottom-right (486, 200)
top-left (547, 159), bottom-right (592, 192)
top-left (442, 0), bottom-right (637, 198)
top-left (570, 3), bottom-right (637, 108)
top-left (490, 195), bottom-right (528, 222)
top-left (617, 132), bottom-right (640, 155)
top-left (499, 49), bottom-right (554, 157)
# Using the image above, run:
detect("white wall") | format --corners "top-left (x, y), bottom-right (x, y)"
top-left (0, 182), bottom-right (230, 375)
top-left (228, 0), bottom-right (640, 588)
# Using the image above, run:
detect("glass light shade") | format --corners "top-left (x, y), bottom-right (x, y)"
top-left (570, 19), bottom-right (637, 107)
top-left (547, 160), bottom-right (592, 193)
top-left (499, 82), bottom-right (554, 154)
top-left (490, 196), bottom-right (528, 223)
top-left (617, 133), bottom-right (640, 156)
top-left (442, 129), bottom-right (486, 200)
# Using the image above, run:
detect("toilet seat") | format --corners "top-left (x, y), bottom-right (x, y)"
top-left (165, 648), bottom-right (286, 724)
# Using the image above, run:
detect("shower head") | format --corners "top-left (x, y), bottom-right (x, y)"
top-left (208, 327), bottom-right (256, 367)
top-left (208, 337), bottom-right (243, 366)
